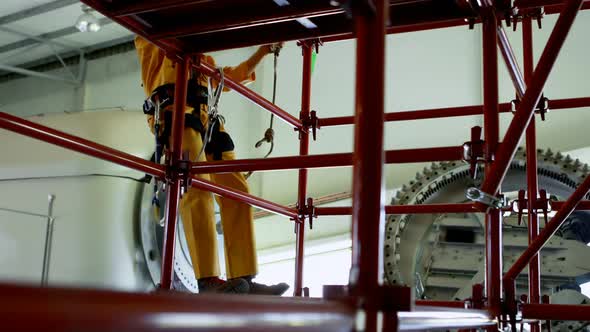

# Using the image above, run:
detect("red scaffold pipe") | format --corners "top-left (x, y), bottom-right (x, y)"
top-left (315, 203), bottom-right (485, 216)
top-left (160, 57), bottom-right (189, 290)
top-left (197, 61), bottom-right (302, 129)
top-left (0, 112), bottom-right (165, 178)
top-left (293, 43), bottom-right (313, 297)
top-left (521, 303), bottom-right (590, 321)
top-left (523, 17), bottom-right (541, 332)
top-left (414, 300), bottom-right (467, 308)
top-left (190, 176), bottom-right (298, 219)
top-left (0, 283), bottom-right (355, 332)
top-left (350, 1), bottom-right (388, 330)
top-left (190, 145), bottom-right (465, 174)
top-left (504, 173), bottom-right (590, 283)
top-left (479, 0), bottom-right (584, 197)
top-left (318, 103), bottom-right (513, 127)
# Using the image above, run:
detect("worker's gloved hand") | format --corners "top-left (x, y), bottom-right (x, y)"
top-left (263, 42), bottom-right (284, 55)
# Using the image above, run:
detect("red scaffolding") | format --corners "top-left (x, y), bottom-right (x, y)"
top-left (1, 0), bottom-right (590, 331)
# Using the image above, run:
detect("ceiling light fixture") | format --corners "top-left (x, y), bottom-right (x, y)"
top-left (75, 5), bottom-right (101, 32)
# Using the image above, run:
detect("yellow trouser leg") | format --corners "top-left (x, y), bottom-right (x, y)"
top-left (178, 128), bottom-right (219, 279)
top-left (208, 150), bottom-right (258, 279)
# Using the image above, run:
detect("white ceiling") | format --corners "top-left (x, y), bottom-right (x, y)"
top-left (0, 0), bottom-right (133, 67)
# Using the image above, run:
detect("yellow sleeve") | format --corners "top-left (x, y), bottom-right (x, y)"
top-left (202, 55), bottom-right (256, 91)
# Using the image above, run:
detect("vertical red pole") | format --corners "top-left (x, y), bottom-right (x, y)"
top-left (482, 10), bottom-right (503, 321)
top-left (350, 1), bottom-right (387, 330)
top-left (524, 16), bottom-right (541, 332)
top-left (294, 44), bottom-right (313, 297)
top-left (160, 57), bottom-right (189, 289)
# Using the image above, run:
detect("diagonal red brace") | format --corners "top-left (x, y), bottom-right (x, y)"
top-left (0, 112), bottom-right (165, 178)
top-left (504, 172), bottom-right (590, 283)
top-left (190, 176), bottom-right (298, 219)
top-left (479, 0), bottom-right (584, 196)
top-left (196, 61), bottom-right (303, 129)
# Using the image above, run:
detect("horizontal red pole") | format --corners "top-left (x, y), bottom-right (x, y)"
top-left (191, 146), bottom-right (465, 174)
top-left (319, 95), bottom-right (590, 128)
top-left (109, 0), bottom-right (213, 17)
top-left (319, 103), bottom-right (512, 127)
top-left (415, 300), bottom-right (467, 308)
top-left (549, 96), bottom-right (590, 109)
top-left (515, 0), bottom-right (590, 11)
top-left (386, 203), bottom-right (485, 214)
top-left (505, 172), bottom-right (590, 282)
top-left (190, 176), bottom-right (298, 219)
top-left (197, 62), bottom-right (302, 129)
top-left (385, 146), bottom-right (464, 163)
top-left (550, 200), bottom-right (590, 210)
top-left (522, 303), bottom-right (590, 321)
top-left (192, 153), bottom-right (351, 173)
top-left (0, 112), bottom-right (165, 178)
top-left (315, 207), bottom-right (353, 216)
top-left (316, 203), bottom-right (484, 216)
top-left (0, 283), bottom-right (355, 332)
top-left (152, 5), bottom-right (343, 40)
top-left (321, 18), bottom-right (472, 43)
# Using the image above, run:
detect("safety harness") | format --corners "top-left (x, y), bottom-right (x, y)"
top-left (143, 69), bottom-right (229, 224)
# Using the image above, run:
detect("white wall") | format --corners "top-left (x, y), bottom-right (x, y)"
top-left (1, 12), bottom-right (590, 288)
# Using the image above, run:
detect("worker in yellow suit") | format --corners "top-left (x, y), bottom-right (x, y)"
top-left (135, 36), bottom-right (288, 295)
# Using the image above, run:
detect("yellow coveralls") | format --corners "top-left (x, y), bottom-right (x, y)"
top-left (135, 36), bottom-right (257, 279)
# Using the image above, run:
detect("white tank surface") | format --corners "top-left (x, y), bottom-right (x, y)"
top-left (0, 110), bottom-right (153, 291)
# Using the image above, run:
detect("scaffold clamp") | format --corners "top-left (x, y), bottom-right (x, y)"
top-left (165, 150), bottom-right (192, 197)
top-left (466, 187), bottom-right (505, 209)
top-left (299, 110), bottom-right (319, 141)
top-left (463, 126), bottom-right (485, 179)
top-left (512, 94), bottom-right (550, 120)
top-left (297, 197), bottom-right (316, 230)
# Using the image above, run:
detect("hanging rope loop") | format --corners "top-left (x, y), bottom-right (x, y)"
top-left (246, 44), bottom-right (282, 179)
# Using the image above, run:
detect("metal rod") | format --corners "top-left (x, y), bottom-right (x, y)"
top-left (319, 94), bottom-right (590, 128)
top-left (197, 61), bottom-right (302, 129)
top-left (160, 57), bottom-right (189, 290)
top-left (41, 194), bottom-right (56, 287)
top-left (521, 303), bottom-right (590, 321)
top-left (321, 18), bottom-right (472, 43)
top-left (190, 145), bottom-right (465, 174)
top-left (190, 176), bottom-right (298, 219)
top-left (319, 103), bottom-right (513, 127)
top-left (482, 8), bottom-right (503, 320)
top-left (414, 300), bottom-right (467, 308)
top-left (152, 5), bottom-right (343, 40)
top-left (110, 0), bottom-right (251, 17)
top-left (294, 43), bottom-right (313, 297)
top-left (497, 24), bottom-right (526, 99)
top-left (551, 200), bottom-right (590, 210)
top-left (479, 0), bottom-right (584, 196)
top-left (350, 3), bottom-right (387, 331)
top-left (523, 16), bottom-right (541, 332)
top-left (315, 203), bottom-right (486, 216)
top-left (504, 172), bottom-right (590, 282)
top-left (0, 112), bottom-right (165, 179)
top-left (0, 64), bottom-right (79, 85)
top-left (0, 283), bottom-right (355, 332)
top-left (548, 96), bottom-right (590, 109)
top-left (398, 306), bottom-right (497, 331)
top-left (0, 206), bottom-right (49, 218)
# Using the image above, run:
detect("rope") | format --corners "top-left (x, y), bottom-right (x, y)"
top-left (245, 45), bottom-right (281, 179)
